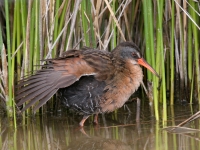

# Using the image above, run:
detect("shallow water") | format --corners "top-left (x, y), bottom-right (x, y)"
top-left (1, 101), bottom-right (200, 150)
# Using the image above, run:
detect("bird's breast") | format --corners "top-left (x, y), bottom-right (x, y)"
top-left (99, 64), bottom-right (143, 113)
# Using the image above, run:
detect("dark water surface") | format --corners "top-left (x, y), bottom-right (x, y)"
top-left (1, 101), bottom-right (200, 150)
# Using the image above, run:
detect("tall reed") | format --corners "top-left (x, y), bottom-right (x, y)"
top-left (142, 0), bottom-right (159, 120)
top-left (4, 0), bottom-right (14, 117)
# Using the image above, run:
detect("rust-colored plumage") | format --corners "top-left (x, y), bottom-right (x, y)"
top-left (16, 42), bottom-right (159, 126)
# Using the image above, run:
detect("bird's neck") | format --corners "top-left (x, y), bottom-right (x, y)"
top-left (124, 60), bottom-right (143, 92)
top-left (114, 59), bottom-right (143, 93)
top-left (113, 61), bottom-right (143, 101)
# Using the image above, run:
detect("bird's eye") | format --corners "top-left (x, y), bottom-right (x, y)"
top-left (132, 52), bottom-right (138, 58)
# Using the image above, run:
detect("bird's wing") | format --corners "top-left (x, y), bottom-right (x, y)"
top-left (16, 49), bottom-right (112, 112)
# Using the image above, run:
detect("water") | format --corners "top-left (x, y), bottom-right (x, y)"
top-left (1, 101), bottom-right (200, 150)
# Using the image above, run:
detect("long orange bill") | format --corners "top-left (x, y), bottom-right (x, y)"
top-left (137, 58), bottom-right (160, 78)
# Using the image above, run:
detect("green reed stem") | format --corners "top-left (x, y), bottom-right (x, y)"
top-left (29, 1), bottom-right (35, 72)
top-left (143, 0), bottom-right (159, 120)
top-left (20, 0), bottom-right (27, 73)
top-left (16, 0), bottom-right (21, 80)
top-left (157, 0), bottom-right (167, 121)
top-left (188, 18), bottom-right (192, 83)
top-left (143, 0), bottom-right (153, 81)
top-left (5, 0), bottom-right (13, 116)
top-left (190, 70), bottom-right (194, 104)
top-left (58, 0), bottom-right (69, 35)
top-left (188, 12), bottom-right (193, 103)
top-left (88, 3), bottom-right (95, 47)
top-left (33, 0), bottom-right (39, 69)
top-left (81, 0), bottom-right (90, 46)
top-left (166, 49), bottom-right (170, 92)
top-left (12, 0), bottom-right (19, 128)
top-left (12, 2), bottom-right (17, 82)
top-left (170, 0), bottom-right (175, 105)
top-left (190, 2), bottom-right (200, 102)
top-left (53, 0), bottom-right (60, 56)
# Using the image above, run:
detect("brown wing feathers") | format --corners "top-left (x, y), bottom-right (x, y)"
top-left (16, 48), bottom-right (115, 112)
top-left (16, 50), bottom-right (97, 112)
top-left (16, 66), bottom-right (67, 112)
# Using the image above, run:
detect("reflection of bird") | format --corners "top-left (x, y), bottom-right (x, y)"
top-left (67, 136), bottom-right (132, 150)
top-left (16, 42), bottom-right (159, 126)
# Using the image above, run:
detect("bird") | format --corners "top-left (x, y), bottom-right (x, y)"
top-left (16, 42), bottom-right (159, 126)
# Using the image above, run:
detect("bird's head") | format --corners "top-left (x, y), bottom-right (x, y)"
top-left (112, 42), bottom-right (159, 78)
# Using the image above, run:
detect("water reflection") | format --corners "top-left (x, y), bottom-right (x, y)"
top-left (67, 136), bottom-right (132, 150)
top-left (0, 102), bottom-right (200, 150)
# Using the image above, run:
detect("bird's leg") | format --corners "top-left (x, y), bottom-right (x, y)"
top-left (125, 104), bottom-right (132, 114)
top-left (93, 114), bottom-right (99, 124)
top-left (79, 115), bottom-right (90, 127)
top-left (124, 104), bottom-right (132, 124)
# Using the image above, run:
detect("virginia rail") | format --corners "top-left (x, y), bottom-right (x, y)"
top-left (16, 42), bottom-right (159, 126)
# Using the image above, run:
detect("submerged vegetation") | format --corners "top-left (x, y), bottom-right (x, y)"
top-left (0, 0), bottom-right (199, 124)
